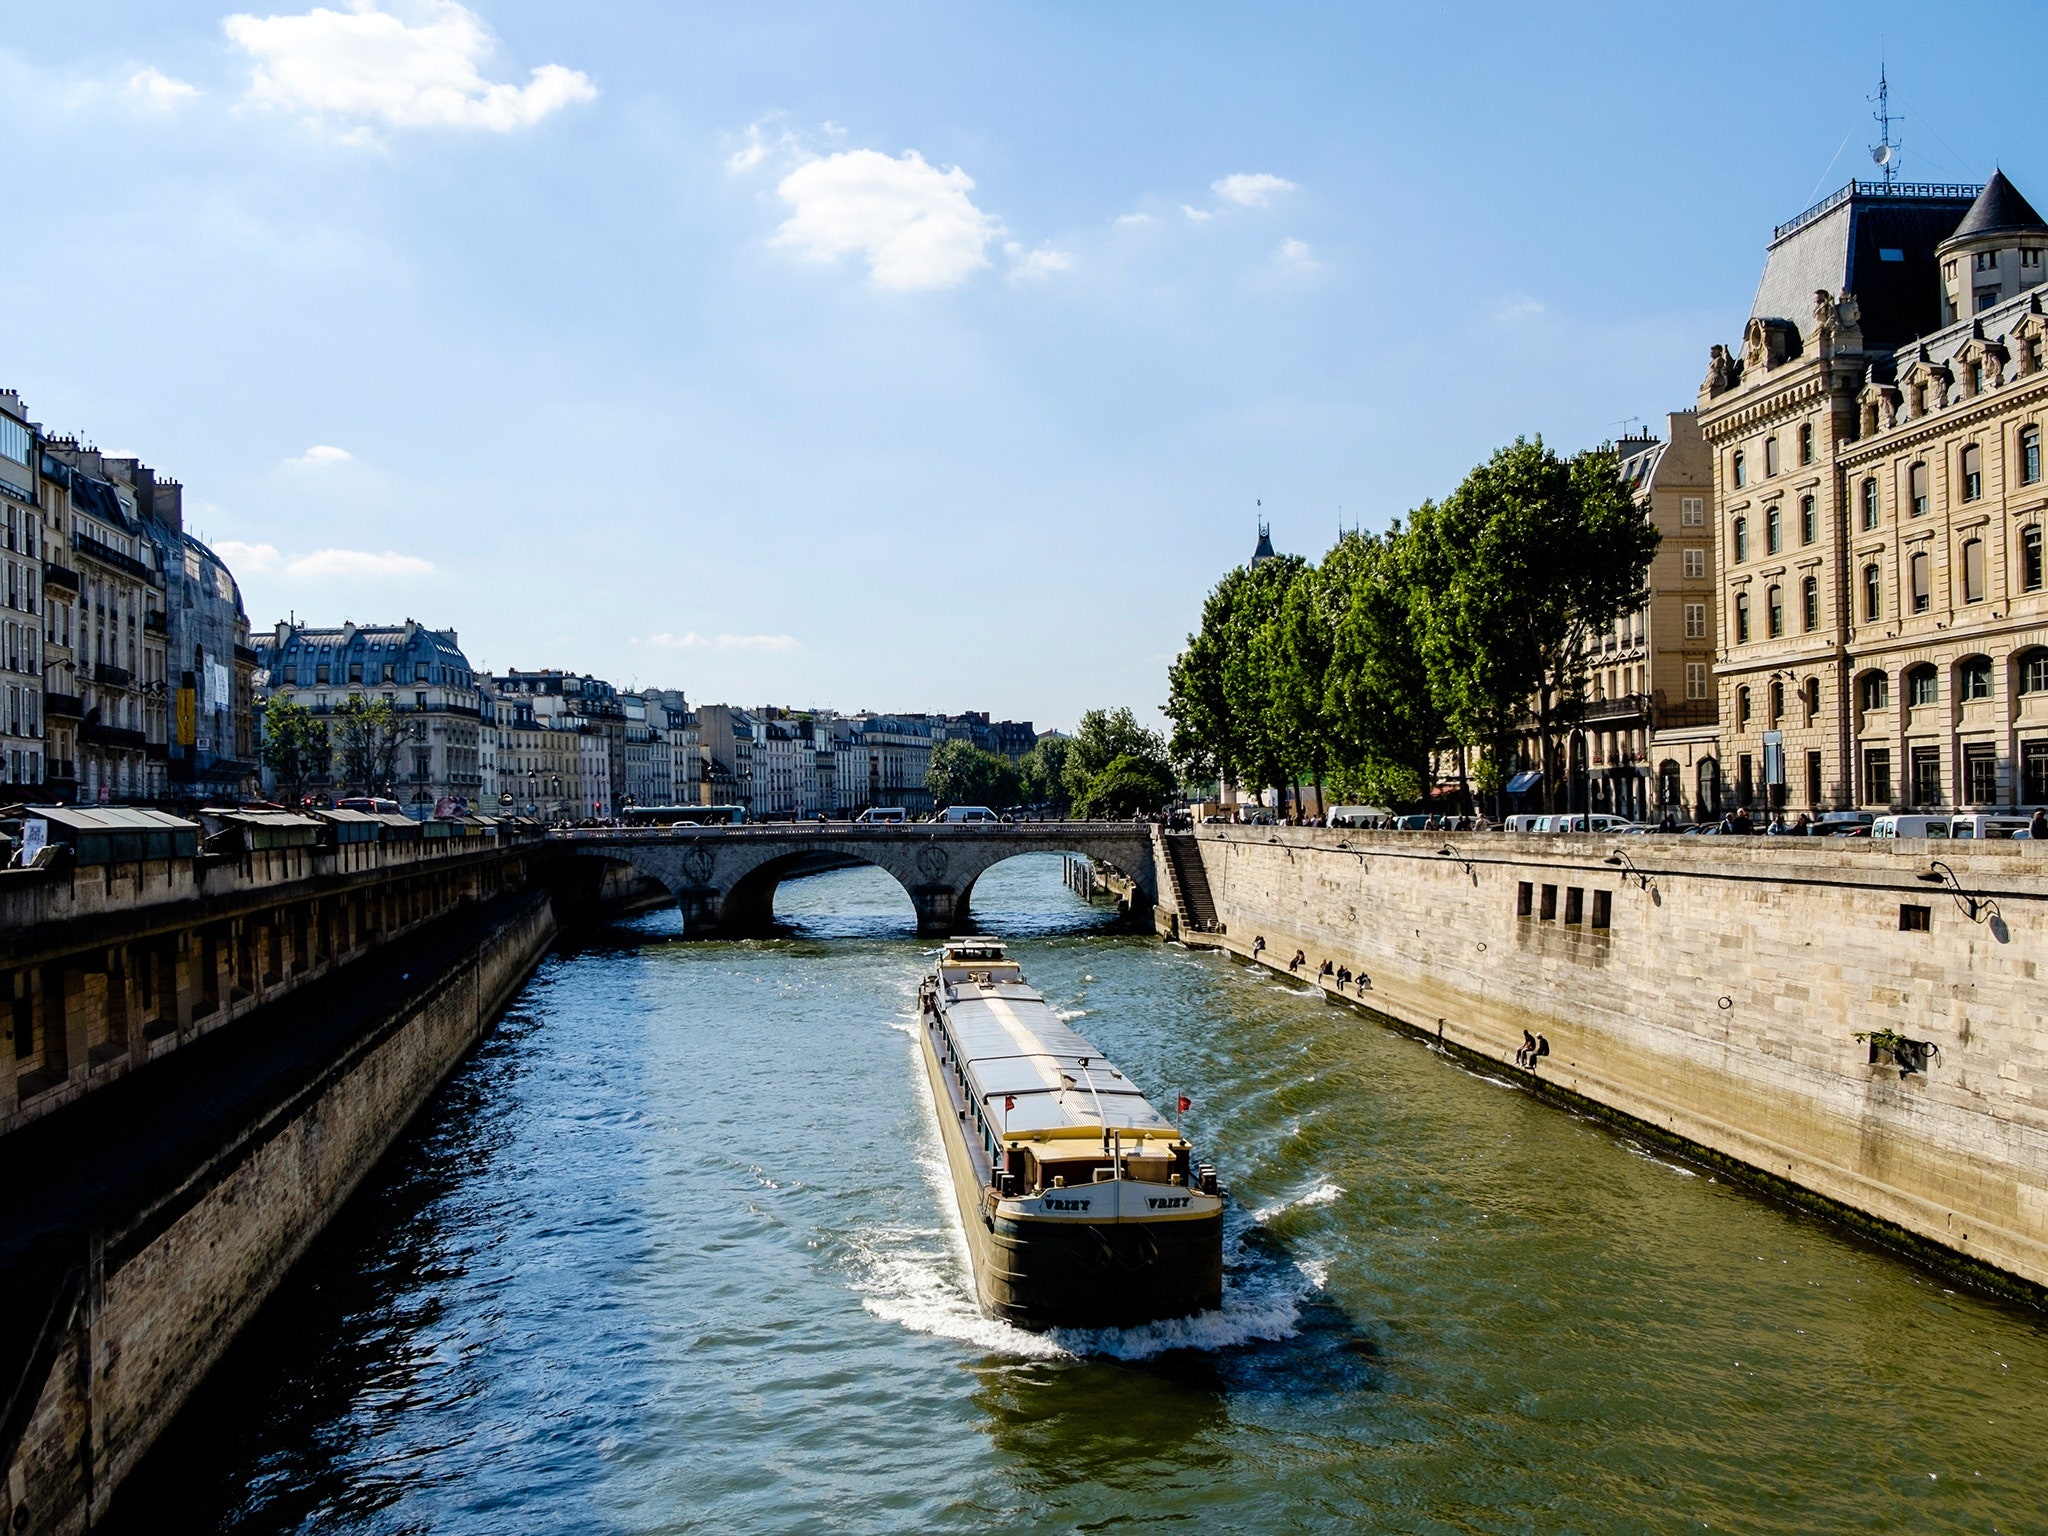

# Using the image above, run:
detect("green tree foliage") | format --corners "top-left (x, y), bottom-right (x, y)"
top-left (1062, 707), bottom-right (1175, 813)
top-left (1017, 735), bottom-right (1073, 813)
top-left (259, 694), bottom-right (330, 807)
top-left (1070, 752), bottom-right (1178, 819)
top-left (1163, 435), bottom-right (1658, 816)
top-left (333, 693), bottom-right (408, 796)
top-left (925, 739), bottom-right (1021, 809)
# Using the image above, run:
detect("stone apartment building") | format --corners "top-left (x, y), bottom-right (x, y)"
top-left (1699, 172), bottom-right (2048, 814)
top-left (0, 393), bottom-right (42, 797)
top-left (259, 620), bottom-right (483, 813)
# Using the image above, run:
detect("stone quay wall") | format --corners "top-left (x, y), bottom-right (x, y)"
top-left (1, 891), bottom-right (556, 1536)
top-left (1183, 828), bottom-right (2048, 1299)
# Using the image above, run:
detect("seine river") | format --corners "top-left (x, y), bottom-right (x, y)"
top-left (111, 855), bottom-right (2045, 1534)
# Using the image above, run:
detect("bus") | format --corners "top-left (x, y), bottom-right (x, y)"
top-left (621, 805), bottom-right (748, 827)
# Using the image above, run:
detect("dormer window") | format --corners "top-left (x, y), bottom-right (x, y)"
top-left (1977, 288), bottom-right (2001, 311)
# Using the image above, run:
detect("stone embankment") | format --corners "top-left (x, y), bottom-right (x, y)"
top-left (1167, 827), bottom-right (2048, 1302)
top-left (0, 837), bottom-right (556, 1536)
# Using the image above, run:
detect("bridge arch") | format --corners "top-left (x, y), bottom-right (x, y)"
top-left (556, 825), bottom-right (1159, 937)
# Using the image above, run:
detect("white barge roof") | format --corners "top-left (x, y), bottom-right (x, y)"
top-left (936, 971), bottom-right (1175, 1140)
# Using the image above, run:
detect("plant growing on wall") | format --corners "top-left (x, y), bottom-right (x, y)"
top-left (1854, 1027), bottom-right (1938, 1074)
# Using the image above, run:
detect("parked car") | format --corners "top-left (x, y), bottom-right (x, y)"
top-left (1812, 812), bottom-right (1876, 836)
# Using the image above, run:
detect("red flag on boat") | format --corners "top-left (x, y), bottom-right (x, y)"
top-left (1177, 1095), bottom-right (1192, 1114)
top-left (1004, 1095), bottom-right (1015, 1111)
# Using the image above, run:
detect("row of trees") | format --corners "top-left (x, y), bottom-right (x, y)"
top-left (925, 707), bottom-right (1177, 818)
top-left (1166, 437), bottom-right (1659, 813)
top-left (260, 694), bottom-right (412, 806)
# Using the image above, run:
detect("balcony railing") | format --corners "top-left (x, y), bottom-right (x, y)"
top-left (43, 691), bottom-right (83, 720)
top-left (82, 721), bottom-right (147, 750)
top-left (42, 564), bottom-right (79, 594)
top-left (1582, 692), bottom-right (1652, 725)
top-left (95, 663), bottom-right (132, 688)
top-left (71, 531), bottom-right (154, 584)
top-left (144, 609), bottom-right (168, 635)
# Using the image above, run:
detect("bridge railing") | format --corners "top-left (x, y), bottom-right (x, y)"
top-left (547, 820), bottom-right (1149, 841)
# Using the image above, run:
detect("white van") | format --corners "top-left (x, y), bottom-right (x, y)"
top-left (855, 807), bottom-right (908, 824)
top-left (1542, 814), bottom-right (1635, 834)
top-left (934, 805), bottom-right (1000, 824)
top-left (1949, 813), bottom-right (2032, 840)
top-left (1871, 815), bottom-right (1951, 839)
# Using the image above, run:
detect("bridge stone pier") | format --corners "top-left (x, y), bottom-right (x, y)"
top-left (554, 823), bottom-right (1160, 936)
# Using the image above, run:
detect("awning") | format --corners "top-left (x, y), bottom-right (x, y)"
top-left (1505, 770), bottom-right (1543, 794)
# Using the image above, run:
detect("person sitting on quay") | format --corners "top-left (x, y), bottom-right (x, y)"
top-left (1318, 958), bottom-right (1334, 983)
top-left (1252, 935), bottom-right (1266, 960)
top-left (1288, 948), bottom-right (1307, 972)
top-left (1515, 1030), bottom-right (1538, 1068)
top-left (1335, 964), bottom-right (1352, 987)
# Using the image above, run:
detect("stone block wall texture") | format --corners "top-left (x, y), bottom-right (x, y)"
top-left (1190, 829), bottom-right (2048, 1294)
top-left (4, 893), bottom-right (556, 1536)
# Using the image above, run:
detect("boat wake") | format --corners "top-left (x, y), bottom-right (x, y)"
top-left (1250, 1179), bottom-right (1344, 1223)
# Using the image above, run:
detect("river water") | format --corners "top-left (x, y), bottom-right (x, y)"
top-left (111, 855), bottom-right (2045, 1535)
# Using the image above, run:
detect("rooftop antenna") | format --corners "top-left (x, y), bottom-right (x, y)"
top-left (1869, 57), bottom-right (1900, 189)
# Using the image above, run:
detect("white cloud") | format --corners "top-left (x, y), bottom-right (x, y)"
top-left (1491, 293), bottom-right (1547, 321)
top-left (1180, 204), bottom-right (1214, 223)
top-left (127, 67), bottom-right (198, 110)
top-left (288, 444), bottom-right (352, 467)
top-left (1213, 172), bottom-right (1299, 208)
top-left (222, 0), bottom-right (596, 136)
top-left (1008, 244), bottom-right (1074, 282)
top-left (286, 548), bottom-right (436, 578)
top-left (773, 148), bottom-right (1000, 290)
top-left (1277, 237), bottom-right (1318, 271)
top-left (214, 540), bottom-right (281, 572)
top-left (1114, 211), bottom-right (1154, 228)
top-left (636, 632), bottom-right (800, 652)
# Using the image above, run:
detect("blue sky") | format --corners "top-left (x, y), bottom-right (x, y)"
top-left (6, 2), bottom-right (2043, 730)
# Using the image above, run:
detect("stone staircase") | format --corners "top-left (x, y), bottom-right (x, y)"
top-left (1159, 832), bottom-right (1221, 933)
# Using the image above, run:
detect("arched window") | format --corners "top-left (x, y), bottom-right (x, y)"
top-left (1737, 685), bottom-right (1752, 726)
top-left (1697, 757), bottom-right (1721, 813)
top-left (1804, 676), bottom-right (1821, 721)
top-left (1735, 592), bottom-right (1751, 643)
top-left (1861, 477), bottom-right (1880, 529)
top-left (1764, 437), bottom-right (1780, 477)
top-left (1733, 516), bottom-right (1748, 562)
top-left (1861, 672), bottom-right (1890, 711)
top-left (1766, 507), bottom-right (1782, 554)
top-left (1864, 562), bottom-right (1882, 620)
top-left (1962, 442), bottom-right (1984, 501)
top-left (2022, 424), bottom-right (2042, 486)
top-left (1658, 759), bottom-right (1681, 810)
top-left (1733, 450), bottom-right (1746, 488)
top-left (1800, 495), bottom-right (1817, 545)
top-left (1962, 537), bottom-right (1985, 603)
top-left (2019, 648), bottom-right (2048, 694)
top-left (1803, 576), bottom-right (1819, 631)
top-left (1767, 584), bottom-right (1784, 637)
top-left (1908, 664), bottom-right (1939, 707)
top-left (1769, 679), bottom-right (1785, 721)
top-left (1911, 549), bottom-right (1931, 613)
top-left (1910, 461), bottom-right (1929, 516)
top-left (1958, 655), bottom-right (1992, 700)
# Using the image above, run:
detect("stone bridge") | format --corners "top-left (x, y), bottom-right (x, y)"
top-left (551, 822), bottom-right (1160, 935)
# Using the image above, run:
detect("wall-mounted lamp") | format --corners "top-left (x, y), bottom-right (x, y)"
top-left (1917, 859), bottom-right (2000, 924)
top-left (1603, 846), bottom-right (1655, 892)
top-left (1436, 843), bottom-right (1477, 881)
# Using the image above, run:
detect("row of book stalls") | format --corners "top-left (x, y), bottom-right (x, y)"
top-left (0, 804), bottom-right (549, 871)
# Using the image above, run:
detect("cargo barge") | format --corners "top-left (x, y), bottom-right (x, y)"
top-left (917, 937), bottom-right (1224, 1328)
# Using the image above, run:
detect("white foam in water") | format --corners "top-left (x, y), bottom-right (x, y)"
top-left (1054, 1007), bottom-right (1089, 1023)
top-left (1250, 1179), bottom-right (1344, 1223)
top-left (855, 1015), bottom-right (1323, 1362)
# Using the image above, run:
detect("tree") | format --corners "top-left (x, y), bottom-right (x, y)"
top-left (1069, 752), bottom-right (1177, 819)
top-left (1063, 706), bottom-right (1175, 812)
top-left (333, 693), bottom-right (407, 797)
top-left (925, 739), bottom-right (1021, 809)
top-left (259, 694), bottom-right (330, 807)
top-left (1407, 439), bottom-right (1658, 811)
top-left (1324, 524), bottom-right (1445, 807)
top-left (1018, 735), bottom-right (1073, 813)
